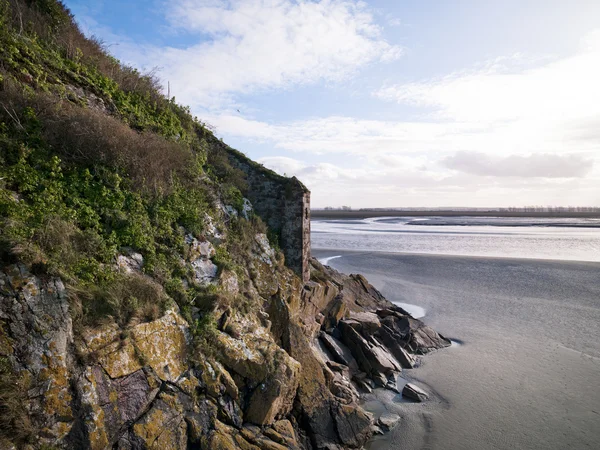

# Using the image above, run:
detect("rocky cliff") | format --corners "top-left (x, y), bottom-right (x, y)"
top-left (0, 1), bottom-right (450, 449)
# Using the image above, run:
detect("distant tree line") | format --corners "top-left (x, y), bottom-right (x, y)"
top-left (323, 206), bottom-right (352, 210)
top-left (501, 206), bottom-right (600, 212)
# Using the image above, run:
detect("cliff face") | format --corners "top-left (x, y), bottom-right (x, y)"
top-left (0, 2), bottom-right (449, 449)
top-left (0, 253), bottom-right (450, 450)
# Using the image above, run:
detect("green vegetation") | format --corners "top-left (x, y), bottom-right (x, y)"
top-left (0, 0), bottom-right (271, 330)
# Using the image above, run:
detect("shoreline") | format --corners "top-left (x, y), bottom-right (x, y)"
top-left (313, 249), bottom-right (600, 450)
top-left (312, 247), bottom-right (600, 266)
top-left (311, 209), bottom-right (600, 220)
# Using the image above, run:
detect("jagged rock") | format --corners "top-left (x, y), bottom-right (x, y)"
top-left (82, 309), bottom-right (189, 381)
top-left (218, 395), bottom-right (243, 428)
top-left (242, 198), bottom-right (253, 219)
top-left (77, 366), bottom-right (160, 449)
top-left (0, 264), bottom-right (74, 442)
top-left (255, 233), bottom-right (276, 265)
top-left (402, 383), bottom-right (429, 402)
top-left (378, 413), bottom-right (401, 431)
top-left (131, 393), bottom-right (187, 449)
top-left (372, 425), bottom-right (385, 435)
top-left (376, 324), bottom-right (417, 368)
top-left (186, 397), bottom-right (218, 445)
top-left (271, 419), bottom-right (299, 447)
top-left (320, 332), bottom-right (359, 371)
top-left (245, 355), bottom-right (301, 425)
top-left (204, 213), bottom-right (224, 241)
top-left (220, 269), bottom-right (239, 295)
top-left (346, 311), bottom-right (381, 333)
top-left (339, 320), bottom-right (402, 376)
top-left (397, 316), bottom-right (451, 354)
top-left (332, 402), bottom-right (374, 447)
top-left (116, 249), bottom-right (144, 273)
top-left (185, 234), bottom-right (216, 260)
top-left (191, 258), bottom-right (218, 284)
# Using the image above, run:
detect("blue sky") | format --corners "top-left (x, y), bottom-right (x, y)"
top-left (64, 0), bottom-right (600, 208)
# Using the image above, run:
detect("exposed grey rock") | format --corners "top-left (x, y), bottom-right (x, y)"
top-left (378, 413), bottom-right (400, 431)
top-left (347, 311), bottom-right (381, 333)
top-left (332, 402), bottom-right (374, 447)
top-left (376, 324), bottom-right (417, 368)
top-left (402, 383), bottom-right (429, 402)
top-left (255, 233), bottom-right (276, 265)
top-left (398, 316), bottom-right (451, 354)
top-left (0, 264), bottom-right (74, 442)
top-left (116, 250), bottom-right (144, 273)
top-left (319, 332), bottom-right (359, 372)
top-left (191, 258), bottom-right (218, 284)
top-left (241, 197), bottom-right (253, 219)
top-left (339, 321), bottom-right (402, 376)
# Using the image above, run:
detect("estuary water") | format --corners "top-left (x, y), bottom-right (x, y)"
top-left (312, 216), bottom-right (600, 262)
top-left (311, 216), bottom-right (600, 450)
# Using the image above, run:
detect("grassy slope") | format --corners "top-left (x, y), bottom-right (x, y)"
top-left (0, 0), bottom-right (296, 443)
top-left (0, 0), bottom-right (280, 340)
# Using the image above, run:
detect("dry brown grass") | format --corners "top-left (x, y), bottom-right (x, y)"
top-left (5, 0), bottom-right (167, 102)
top-left (70, 272), bottom-right (168, 329)
top-left (0, 83), bottom-right (193, 195)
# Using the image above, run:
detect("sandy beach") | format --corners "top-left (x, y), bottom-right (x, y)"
top-left (313, 249), bottom-right (600, 450)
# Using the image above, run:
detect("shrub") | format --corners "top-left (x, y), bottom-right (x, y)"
top-left (71, 273), bottom-right (169, 328)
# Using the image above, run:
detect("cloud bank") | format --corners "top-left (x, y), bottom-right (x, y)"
top-left (132, 0), bottom-right (401, 109)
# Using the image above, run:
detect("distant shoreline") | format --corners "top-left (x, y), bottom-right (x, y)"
top-left (311, 209), bottom-right (600, 219)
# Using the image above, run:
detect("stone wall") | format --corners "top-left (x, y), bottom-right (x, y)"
top-left (222, 145), bottom-right (311, 282)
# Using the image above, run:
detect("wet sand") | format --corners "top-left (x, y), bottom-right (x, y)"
top-left (313, 250), bottom-right (600, 450)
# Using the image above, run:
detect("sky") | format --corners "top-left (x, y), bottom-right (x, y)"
top-left (63, 0), bottom-right (600, 208)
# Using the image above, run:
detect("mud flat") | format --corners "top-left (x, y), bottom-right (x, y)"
top-left (313, 249), bottom-right (600, 450)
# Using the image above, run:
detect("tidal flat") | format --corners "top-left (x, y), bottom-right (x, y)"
top-left (313, 249), bottom-right (600, 450)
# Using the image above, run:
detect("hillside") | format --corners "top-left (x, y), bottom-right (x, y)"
top-left (0, 1), bottom-right (449, 449)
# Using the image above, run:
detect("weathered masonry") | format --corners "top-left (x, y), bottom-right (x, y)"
top-left (222, 145), bottom-right (311, 282)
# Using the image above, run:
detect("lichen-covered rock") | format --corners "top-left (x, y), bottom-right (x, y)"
top-left (0, 264), bottom-right (74, 442)
top-left (76, 366), bottom-right (159, 449)
top-left (130, 393), bottom-right (187, 449)
top-left (245, 352), bottom-right (301, 425)
top-left (82, 309), bottom-right (189, 381)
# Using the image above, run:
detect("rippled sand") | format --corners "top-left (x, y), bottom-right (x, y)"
top-left (313, 250), bottom-right (600, 450)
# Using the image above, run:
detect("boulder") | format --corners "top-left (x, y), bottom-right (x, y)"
top-left (131, 393), bottom-right (187, 449)
top-left (116, 250), bottom-right (144, 273)
top-left (378, 413), bottom-right (400, 431)
top-left (398, 317), bottom-right (451, 354)
top-left (347, 311), bottom-right (381, 333)
top-left (319, 332), bottom-right (359, 372)
top-left (339, 321), bottom-right (401, 376)
top-left (332, 402), bottom-right (374, 447)
top-left (191, 259), bottom-right (218, 284)
top-left (402, 383), bottom-right (429, 402)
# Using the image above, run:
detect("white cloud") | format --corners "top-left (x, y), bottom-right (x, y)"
top-left (127, 0), bottom-right (401, 109)
top-left (442, 152), bottom-right (593, 178)
top-left (375, 30), bottom-right (600, 143)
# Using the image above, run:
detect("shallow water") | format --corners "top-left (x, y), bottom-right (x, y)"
top-left (312, 216), bottom-right (600, 262)
top-left (312, 217), bottom-right (600, 450)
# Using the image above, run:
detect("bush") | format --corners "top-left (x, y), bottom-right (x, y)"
top-left (71, 273), bottom-right (169, 328)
